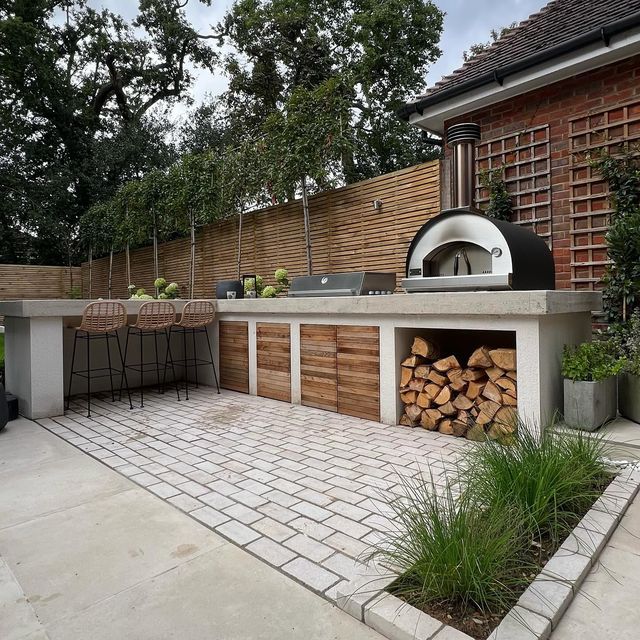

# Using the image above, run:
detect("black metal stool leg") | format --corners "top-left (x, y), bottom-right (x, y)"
top-left (139, 328), bottom-right (144, 408)
top-left (119, 327), bottom-right (130, 401)
top-left (86, 333), bottom-right (91, 418)
top-left (106, 333), bottom-right (115, 402)
top-left (204, 326), bottom-right (220, 394)
top-left (116, 331), bottom-right (133, 410)
top-left (154, 329), bottom-right (161, 388)
top-left (192, 327), bottom-right (199, 389)
top-left (66, 331), bottom-right (78, 411)
top-left (182, 327), bottom-right (189, 400)
top-left (165, 327), bottom-right (181, 401)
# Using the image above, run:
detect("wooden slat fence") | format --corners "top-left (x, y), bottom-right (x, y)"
top-left (81, 161), bottom-right (441, 298)
top-left (0, 265), bottom-right (81, 300)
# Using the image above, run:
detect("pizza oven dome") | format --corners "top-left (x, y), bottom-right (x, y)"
top-left (402, 208), bottom-right (555, 292)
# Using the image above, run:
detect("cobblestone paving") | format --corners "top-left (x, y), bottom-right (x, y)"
top-left (38, 389), bottom-right (468, 601)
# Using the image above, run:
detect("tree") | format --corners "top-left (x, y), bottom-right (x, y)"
top-left (213, 0), bottom-right (444, 183)
top-left (261, 80), bottom-right (354, 273)
top-left (463, 23), bottom-right (518, 62)
top-left (162, 151), bottom-right (221, 296)
top-left (0, 0), bottom-right (217, 265)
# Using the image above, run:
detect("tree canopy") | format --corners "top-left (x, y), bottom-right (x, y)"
top-left (0, 0), bottom-right (217, 264)
top-left (3, 0), bottom-right (446, 266)
top-left (206, 0), bottom-right (444, 184)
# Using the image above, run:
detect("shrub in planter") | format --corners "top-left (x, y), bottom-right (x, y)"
top-left (561, 340), bottom-right (622, 431)
top-left (617, 309), bottom-right (640, 424)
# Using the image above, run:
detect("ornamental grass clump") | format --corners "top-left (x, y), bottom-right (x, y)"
top-left (371, 476), bottom-right (531, 617)
top-left (463, 419), bottom-right (611, 543)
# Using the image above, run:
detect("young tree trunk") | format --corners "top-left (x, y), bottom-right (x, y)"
top-left (125, 242), bottom-right (131, 291)
top-left (236, 208), bottom-right (243, 280)
top-left (88, 245), bottom-right (92, 299)
top-left (108, 247), bottom-right (113, 299)
top-left (153, 208), bottom-right (159, 297)
top-left (189, 210), bottom-right (196, 299)
top-left (301, 176), bottom-right (312, 275)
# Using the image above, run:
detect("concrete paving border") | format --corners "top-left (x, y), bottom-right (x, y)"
top-left (336, 465), bottom-right (640, 640)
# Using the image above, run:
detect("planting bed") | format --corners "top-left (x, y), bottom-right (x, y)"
top-left (338, 447), bottom-right (640, 640)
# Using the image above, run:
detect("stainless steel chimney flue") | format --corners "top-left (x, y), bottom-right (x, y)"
top-left (446, 123), bottom-right (481, 209)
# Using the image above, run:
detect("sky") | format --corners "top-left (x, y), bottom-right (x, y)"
top-left (93, 0), bottom-right (546, 114)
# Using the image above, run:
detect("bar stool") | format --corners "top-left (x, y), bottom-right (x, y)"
top-left (66, 301), bottom-right (133, 418)
top-left (121, 301), bottom-right (180, 407)
top-left (170, 300), bottom-right (220, 400)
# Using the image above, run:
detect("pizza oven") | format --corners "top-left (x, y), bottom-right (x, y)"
top-left (402, 123), bottom-right (555, 292)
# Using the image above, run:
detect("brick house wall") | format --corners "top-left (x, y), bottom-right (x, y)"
top-left (443, 53), bottom-right (640, 290)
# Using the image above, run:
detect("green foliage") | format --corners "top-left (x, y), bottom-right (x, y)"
top-left (610, 309), bottom-right (640, 376)
top-left (374, 477), bottom-right (531, 615)
top-left (68, 286), bottom-right (83, 300)
top-left (479, 167), bottom-right (512, 221)
top-left (162, 151), bottom-right (221, 235)
top-left (214, 0), bottom-right (444, 183)
top-left (0, 0), bottom-right (214, 264)
top-left (130, 278), bottom-right (180, 299)
top-left (372, 421), bottom-right (611, 619)
top-left (243, 269), bottom-right (289, 297)
top-left (78, 201), bottom-right (119, 255)
top-left (562, 339), bottom-right (623, 382)
top-left (463, 420), bottom-right (611, 542)
top-left (589, 148), bottom-right (640, 322)
top-left (463, 23), bottom-right (518, 61)
top-left (262, 80), bottom-right (354, 198)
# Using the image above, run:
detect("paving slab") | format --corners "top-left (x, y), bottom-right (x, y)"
top-left (0, 416), bottom-right (383, 640)
top-left (42, 389), bottom-right (462, 598)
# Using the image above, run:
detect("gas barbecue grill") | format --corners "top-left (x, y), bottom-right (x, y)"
top-left (402, 123), bottom-right (555, 293)
top-left (288, 272), bottom-right (396, 297)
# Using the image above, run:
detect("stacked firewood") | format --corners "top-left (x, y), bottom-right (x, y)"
top-left (399, 337), bottom-right (517, 439)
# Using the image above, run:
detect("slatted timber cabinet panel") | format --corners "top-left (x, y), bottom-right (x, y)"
top-left (219, 321), bottom-right (249, 393)
top-left (337, 325), bottom-right (380, 422)
top-left (256, 323), bottom-right (291, 402)
top-left (300, 324), bottom-right (338, 412)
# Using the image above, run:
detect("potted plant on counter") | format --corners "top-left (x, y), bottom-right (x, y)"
top-left (618, 309), bottom-right (640, 424)
top-left (562, 339), bottom-right (622, 431)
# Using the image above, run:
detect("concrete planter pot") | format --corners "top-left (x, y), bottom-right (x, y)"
top-left (618, 372), bottom-right (640, 424)
top-left (0, 383), bottom-right (8, 431)
top-left (563, 376), bottom-right (617, 431)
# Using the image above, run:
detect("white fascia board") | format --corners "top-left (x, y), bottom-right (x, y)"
top-left (409, 28), bottom-right (640, 134)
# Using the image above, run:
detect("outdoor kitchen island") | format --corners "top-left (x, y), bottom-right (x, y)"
top-left (0, 291), bottom-right (601, 428)
top-left (213, 290), bottom-right (600, 432)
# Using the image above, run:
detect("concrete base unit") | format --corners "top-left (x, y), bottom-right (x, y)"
top-left (0, 292), bottom-right (601, 428)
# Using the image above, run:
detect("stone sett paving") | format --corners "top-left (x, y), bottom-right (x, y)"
top-left (37, 388), bottom-right (469, 601)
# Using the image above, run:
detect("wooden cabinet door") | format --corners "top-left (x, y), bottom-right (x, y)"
top-left (300, 324), bottom-right (338, 412)
top-left (219, 321), bottom-right (249, 393)
top-left (337, 325), bottom-right (380, 421)
top-left (257, 323), bottom-right (291, 402)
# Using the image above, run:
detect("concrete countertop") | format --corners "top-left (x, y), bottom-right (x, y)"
top-left (0, 290), bottom-right (602, 318)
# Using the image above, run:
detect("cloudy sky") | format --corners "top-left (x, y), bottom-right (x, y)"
top-left (93, 0), bottom-right (545, 110)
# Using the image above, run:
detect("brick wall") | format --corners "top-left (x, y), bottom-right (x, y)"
top-left (444, 53), bottom-right (640, 290)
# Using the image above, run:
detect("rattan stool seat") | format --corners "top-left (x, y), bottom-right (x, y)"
top-left (176, 300), bottom-right (215, 329)
top-left (77, 301), bottom-right (127, 333)
top-left (133, 301), bottom-right (176, 331)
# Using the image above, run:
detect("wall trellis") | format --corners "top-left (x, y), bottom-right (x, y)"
top-left (474, 124), bottom-right (552, 244)
top-left (568, 98), bottom-right (640, 290)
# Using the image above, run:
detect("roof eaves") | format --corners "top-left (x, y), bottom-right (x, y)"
top-left (398, 10), bottom-right (640, 121)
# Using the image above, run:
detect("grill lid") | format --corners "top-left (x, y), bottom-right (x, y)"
top-left (288, 272), bottom-right (396, 297)
top-left (402, 208), bottom-right (555, 292)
